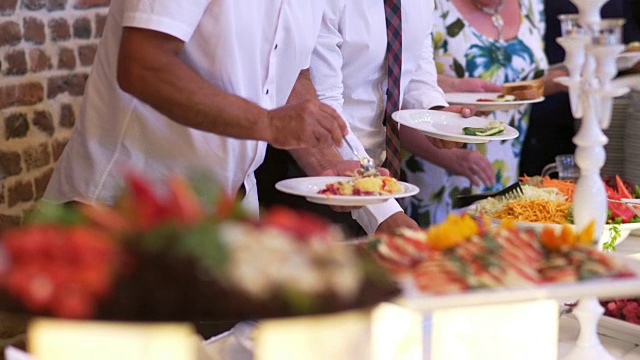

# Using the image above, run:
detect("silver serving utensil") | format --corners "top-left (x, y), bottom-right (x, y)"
top-left (343, 136), bottom-right (378, 175)
top-left (452, 181), bottom-right (524, 209)
top-left (608, 198), bottom-right (640, 217)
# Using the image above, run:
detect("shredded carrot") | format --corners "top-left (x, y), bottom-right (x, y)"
top-left (492, 199), bottom-right (572, 224)
top-left (521, 175), bottom-right (575, 200)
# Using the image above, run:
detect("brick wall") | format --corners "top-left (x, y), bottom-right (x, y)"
top-left (0, 0), bottom-right (110, 229)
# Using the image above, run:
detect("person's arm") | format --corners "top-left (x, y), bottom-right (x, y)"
top-left (117, 27), bottom-right (347, 150)
top-left (437, 74), bottom-right (502, 93)
top-left (400, 125), bottom-right (495, 187)
top-left (402, 34), bottom-right (449, 110)
top-left (293, 2), bottom-right (417, 234)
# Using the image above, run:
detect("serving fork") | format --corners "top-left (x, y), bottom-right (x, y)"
top-left (452, 181), bottom-right (524, 209)
top-left (342, 136), bottom-right (378, 176)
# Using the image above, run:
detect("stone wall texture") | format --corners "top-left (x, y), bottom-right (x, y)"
top-left (0, 0), bottom-right (110, 230)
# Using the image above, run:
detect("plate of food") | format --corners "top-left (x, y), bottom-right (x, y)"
top-left (391, 109), bottom-right (519, 144)
top-left (617, 42), bottom-right (640, 71)
top-left (445, 92), bottom-right (545, 111)
top-left (275, 176), bottom-right (419, 206)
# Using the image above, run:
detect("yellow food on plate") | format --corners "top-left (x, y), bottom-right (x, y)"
top-left (318, 176), bottom-right (402, 196)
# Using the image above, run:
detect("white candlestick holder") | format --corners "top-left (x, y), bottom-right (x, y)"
top-left (555, 35), bottom-right (589, 118)
top-left (559, 2), bottom-right (627, 359)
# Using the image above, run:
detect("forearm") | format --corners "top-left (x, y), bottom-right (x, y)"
top-left (436, 74), bottom-right (460, 93)
top-left (286, 69), bottom-right (344, 175)
top-left (118, 28), bottom-right (272, 142)
top-left (400, 125), bottom-right (458, 168)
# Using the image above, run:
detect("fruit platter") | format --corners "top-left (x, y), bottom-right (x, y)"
top-left (362, 214), bottom-right (640, 311)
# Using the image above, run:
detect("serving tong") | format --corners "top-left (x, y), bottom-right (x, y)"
top-left (343, 136), bottom-right (379, 176)
top-left (607, 198), bottom-right (640, 217)
top-left (452, 181), bottom-right (524, 209)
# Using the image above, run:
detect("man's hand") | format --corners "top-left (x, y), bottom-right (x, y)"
top-left (447, 148), bottom-right (495, 187)
top-left (267, 100), bottom-right (348, 150)
top-left (375, 212), bottom-right (420, 234)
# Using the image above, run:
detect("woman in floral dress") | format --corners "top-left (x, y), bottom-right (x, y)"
top-left (400, 0), bottom-right (564, 227)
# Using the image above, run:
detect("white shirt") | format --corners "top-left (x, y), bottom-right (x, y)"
top-left (311, 0), bottom-right (448, 233)
top-left (44, 0), bottom-right (325, 215)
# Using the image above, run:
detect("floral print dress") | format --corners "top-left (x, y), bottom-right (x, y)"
top-left (400, 0), bottom-right (548, 227)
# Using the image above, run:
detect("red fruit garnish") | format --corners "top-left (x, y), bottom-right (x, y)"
top-left (52, 285), bottom-right (96, 319)
top-left (166, 176), bottom-right (204, 224)
top-left (262, 207), bottom-right (331, 241)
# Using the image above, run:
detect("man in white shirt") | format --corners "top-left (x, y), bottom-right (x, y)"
top-left (258, 0), bottom-right (474, 234)
top-left (43, 0), bottom-right (350, 215)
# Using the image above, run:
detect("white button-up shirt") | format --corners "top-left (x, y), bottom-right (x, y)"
top-left (44, 0), bottom-right (325, 215)
top-left (311, 0), bottom-right (448, 233)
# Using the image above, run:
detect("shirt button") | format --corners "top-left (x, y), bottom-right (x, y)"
top-left (274, 44), bottom-right (278, 50)
top-left (265, 89), bottom-right (269, 95)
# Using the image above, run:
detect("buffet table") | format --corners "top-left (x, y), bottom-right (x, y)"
top-left (5, 236), bottom-right (640, 360)
top-left (195, 235), bottom-right (640, 360)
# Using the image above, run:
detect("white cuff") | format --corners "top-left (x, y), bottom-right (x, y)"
top-left (351, 199), bottom-right (404, 235)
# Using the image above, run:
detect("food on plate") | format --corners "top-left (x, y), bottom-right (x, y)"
top-left (476, 94), bottom-right (517, 102)
top-left (523, 175), bottom-right (640, 225)
top-left (318, 175), bottom-right (402, 196)
top-left (625, 41), bottom-right (640, 53)
top-left (462, 120), bottom-right (506, 136)
top-left (601, 298), bottom-right (640, 325)
top-left (366, 214), bottom-right (634, 294)
top-left (521, 175), bottom-right (575, 199)
top-left (501, 78), bottom-right (544, 100)
top-left (469, 184), bottom-right (570, 223)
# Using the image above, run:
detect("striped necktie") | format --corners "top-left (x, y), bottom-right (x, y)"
top-left (382, 0), bottom-right (402, 179)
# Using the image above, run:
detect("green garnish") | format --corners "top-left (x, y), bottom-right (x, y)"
top-left (602, 220), bottom-right (622, 252)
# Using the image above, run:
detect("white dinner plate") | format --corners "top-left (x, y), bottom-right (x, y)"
top-left (275, 176), bottom-right (419, 206)
top-left (445, 92), bottom-right (545, 111)
top-left (617, 52), bottom-right (640, 72)
top-left (391, 109), bottom-right (519, 144)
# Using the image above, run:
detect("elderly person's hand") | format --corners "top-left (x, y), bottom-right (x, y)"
top-left (267, 100), bottom-right (348, 150)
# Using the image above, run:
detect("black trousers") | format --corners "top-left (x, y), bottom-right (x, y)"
top-left (255, 145), bottom-right (366, 238)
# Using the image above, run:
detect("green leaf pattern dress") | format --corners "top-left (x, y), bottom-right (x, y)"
top-left (400, 0), bottom-right (548, 227)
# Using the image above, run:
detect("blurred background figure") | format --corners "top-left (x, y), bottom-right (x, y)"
top-left (400, 0), bottom-right (565, 227)
top-left (520, 0), bottom-right (640, 178)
